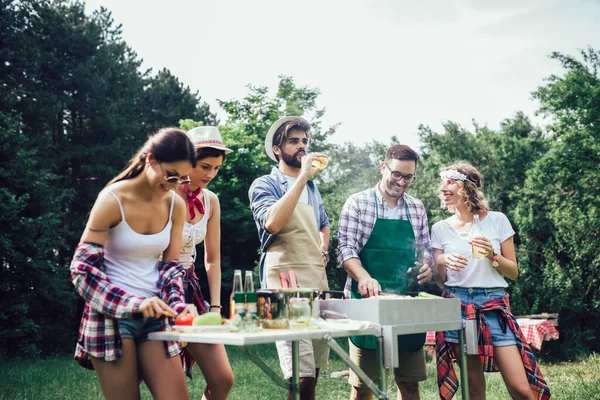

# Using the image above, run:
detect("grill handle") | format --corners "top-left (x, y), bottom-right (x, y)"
top-left (319, 309), bottom-right (349, 320)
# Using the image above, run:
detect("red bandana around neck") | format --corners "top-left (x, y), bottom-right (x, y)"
top-left (180, 185), bottom-right (205, 219)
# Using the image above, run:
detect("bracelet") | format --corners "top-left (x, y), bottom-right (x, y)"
top-left (321, 250), bottom-right (330, 263)
top-left (209, 305), bottom-right (222, 309)
top-left (492, 250), bottom-right (499, 269)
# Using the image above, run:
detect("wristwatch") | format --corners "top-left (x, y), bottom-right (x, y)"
top-left (492, 250), bottom-right (499, 269)
top-left (321, 250), bottom-right (330, 263)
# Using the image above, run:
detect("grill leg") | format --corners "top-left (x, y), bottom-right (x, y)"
top-left (458, 327), bottom-right (470, 400)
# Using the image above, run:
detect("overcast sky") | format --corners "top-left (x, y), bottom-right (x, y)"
top-left (85, 0), bottom-right (600, 149)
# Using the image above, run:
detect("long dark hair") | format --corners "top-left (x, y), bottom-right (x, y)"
top-left (108, 127), bottom-right (197, 186)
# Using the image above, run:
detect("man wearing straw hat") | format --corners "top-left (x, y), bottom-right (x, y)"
top-left (249, 116), bottom-right (330, 400)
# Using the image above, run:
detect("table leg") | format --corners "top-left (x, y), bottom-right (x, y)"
top-left (376, 335), bottom-right (386, 394)
top-left (292, 340), bottom-right (300, 400)
top-left (458, 327), bottom-right (470, 400)
top-left (323, 335), bottom-right (388, 400)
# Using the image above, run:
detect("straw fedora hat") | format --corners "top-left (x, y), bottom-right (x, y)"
top-left (264, 116), bottom-right (309, 162)
top-left (186, 126), bottom-right (233, 154)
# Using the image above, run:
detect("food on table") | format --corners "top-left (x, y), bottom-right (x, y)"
top-left (175, 314), bottom-right (195, 326)
top-left (417, 291), bottom-right (443, 299)
top-left (193, 312), bottom-right (223, 326)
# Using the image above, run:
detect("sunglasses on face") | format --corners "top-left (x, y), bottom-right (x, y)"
top-left (158, 163), bottom-right (191, 185)
top-left (384, 163), bottom-right (416, 183)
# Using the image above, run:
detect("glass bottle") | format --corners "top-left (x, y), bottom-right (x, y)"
top-left (244, 270), bottom-right (254, 293)
top-left (407, 247), bottom-right (424, 296)
top-left (244, 292), bottom-right (259, 331)
top-left (469, 215), bottom-right (486, 259)
top-left (230, 269), bottom-right (243, 319)
top-left (231, 292), bottom-right (247, 332)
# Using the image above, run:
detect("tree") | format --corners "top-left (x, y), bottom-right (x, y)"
top-left (186, 76), bottom-right (342, 313)
top-left (143, 68), bottom-right (218, 134)
top-left (0, 0), bottom-right (218, 356)
top-left (512, 48), bottom-right (600, 358)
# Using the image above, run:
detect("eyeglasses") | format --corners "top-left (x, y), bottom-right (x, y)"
top-left (384, 163), bottom-right (416, 183)
top-left (158, 163), bottom-right (191, 185)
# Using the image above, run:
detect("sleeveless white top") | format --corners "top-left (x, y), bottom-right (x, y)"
top-left (179, 189), bottom-right (212, 268)
top-left (103, 189), bottom-right (175, 298)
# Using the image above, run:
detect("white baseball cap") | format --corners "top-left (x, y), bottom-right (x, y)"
top-left (264, 116), bottom-right (309, 162)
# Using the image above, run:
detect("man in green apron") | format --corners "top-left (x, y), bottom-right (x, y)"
top-left (337, 145), bottom-right (434, 400)
top-left (249, 116), bottom-right (330, 400)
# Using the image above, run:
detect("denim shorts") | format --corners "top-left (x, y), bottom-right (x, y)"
top-left (443, 286), bottom-right (517, 347)
top-left (117, 318), bottom-right (163, 343)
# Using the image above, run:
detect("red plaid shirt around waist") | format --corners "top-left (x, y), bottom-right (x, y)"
top-left (70, 242), bottom-right (187, 369)
top-left (436, 291), bottom-right (551, 400)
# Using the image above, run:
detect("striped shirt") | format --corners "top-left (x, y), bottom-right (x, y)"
top-left (337, 185), bottom-right (433, 294)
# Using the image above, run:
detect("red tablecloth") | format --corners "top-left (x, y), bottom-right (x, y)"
top-left (425, 319), bottom-right (559, 351)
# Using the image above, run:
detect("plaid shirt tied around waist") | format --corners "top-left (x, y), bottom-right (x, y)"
top-left (436, 291), bottom-right (551, 400)
top-left (70, 241), bottom-right (187, 369)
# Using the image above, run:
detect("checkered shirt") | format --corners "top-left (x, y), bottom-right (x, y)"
top-left (436, 291), bottom-right (551, 400)
top-left (70, 242), bottom-right (187, 369)
top-left (337, 185), bottom-right (432, 295)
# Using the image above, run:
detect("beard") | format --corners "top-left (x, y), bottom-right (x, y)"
top-left (281, 149), bottom-right (304, 168)
top-left (384, 179), bottom-right (406, 199)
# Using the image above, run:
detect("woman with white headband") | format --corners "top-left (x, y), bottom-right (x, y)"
top-left (431, 162), bottom-right (550, 400)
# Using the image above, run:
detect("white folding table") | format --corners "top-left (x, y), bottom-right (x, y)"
top-left (149, 326), bottom-right (385, 400)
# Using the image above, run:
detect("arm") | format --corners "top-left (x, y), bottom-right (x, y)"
top-left (433, 248), bottom-right (447, 288)
top-left (162, 194), bottom-right (186, 262)
top-left (265, 174), bottom-right (307, 233)
top-left (159, 195), bottom-right (192, 315)
top-left (264, 154), bottom-right (321, 234)
top-left (470, 236), bottom-right (518, 280)
top-left (433, 248), bottom-right (469, 289)
top-left (496, 237), bottom-right (518, 280)
top-left (204, 192), bottom-right (222, 308)
top-left (319, 226), bottom-right (330, 266)
top-left (317, 190), bottom-right (331, 265)
top-left (71, 192), bottom-right (147, 319)
top-left (414, 206), bottom-right (433, 284)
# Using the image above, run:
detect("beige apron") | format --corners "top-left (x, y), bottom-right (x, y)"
top-left (264, 202), bottom-right (329, 291)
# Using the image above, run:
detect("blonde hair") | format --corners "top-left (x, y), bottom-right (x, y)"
top-left (439, 161), bottom-right (489, 213)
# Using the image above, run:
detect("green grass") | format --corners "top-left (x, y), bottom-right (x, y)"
top-left (1, 344), bottom-right (599, 399)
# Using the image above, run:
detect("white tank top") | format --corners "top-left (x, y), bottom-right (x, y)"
top-left (179, 189), bottom-right (212, 268)
top-left (103, 189), bottom-right (175, 298)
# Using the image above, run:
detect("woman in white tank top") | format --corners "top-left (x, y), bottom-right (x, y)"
top-left (69, 128), bottom-right (198, 400)
top-left (174, 126), bottom-right (234, 398)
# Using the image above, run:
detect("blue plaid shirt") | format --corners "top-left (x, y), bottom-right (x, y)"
top-left (249, 167), bottom-right (330, 285)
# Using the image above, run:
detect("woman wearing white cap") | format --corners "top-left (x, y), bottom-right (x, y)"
top-left (175, 126), bottom-right (234, 399)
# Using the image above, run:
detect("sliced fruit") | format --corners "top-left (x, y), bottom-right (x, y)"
top-left (175, 314), bottom-right (194, 326)
top-left (417, 291), bottom-right (443, 299)
top-left (193, 312), bottom-right (223, 326)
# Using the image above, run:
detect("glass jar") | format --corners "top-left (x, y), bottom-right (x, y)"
top-left (289, 297), bottom-right (311, 321)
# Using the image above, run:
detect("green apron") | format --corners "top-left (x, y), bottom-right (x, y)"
top-left (350, 190), bottom-right (426, 351)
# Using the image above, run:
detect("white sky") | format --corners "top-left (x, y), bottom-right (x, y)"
top-left (85, 0), bottom-right (600, 149)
